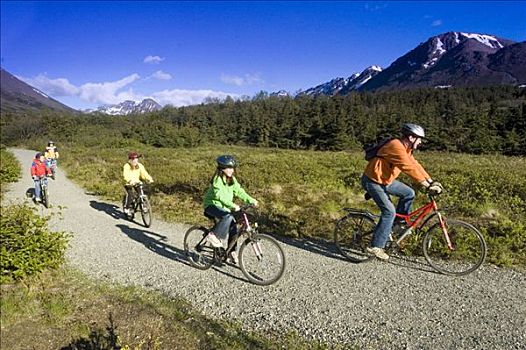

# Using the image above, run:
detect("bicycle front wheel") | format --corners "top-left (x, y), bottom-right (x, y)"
top-left (184, 226), bottom-right (215, 270)
top-left (239, 234), bottom-right (285, 286)
top-left (423, 219), bottom-right (487, 276)
top-left (140, 197), bottom-right (152, 228)
top-left (42, 185), bottom-right (49, 208)
top-left (334, 212), bottom-right (375, 262)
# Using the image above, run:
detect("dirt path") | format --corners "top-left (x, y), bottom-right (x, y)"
top-left (4, 148), bottom-right (525, 349)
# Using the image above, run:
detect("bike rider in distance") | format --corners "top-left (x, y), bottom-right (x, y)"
top-left (31, 152), bottom-right (52, 202)
top-left (203, 155), bottom-right (258, 264)
top-left (44, 141), bottom-right (59, 180)
top-left (361, 123), bottom-right (444, 260)
top-left (123, 152), bottom-right (154, 216)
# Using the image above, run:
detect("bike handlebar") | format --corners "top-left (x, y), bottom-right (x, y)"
top-left (236, 204), bottom-right (257, 212)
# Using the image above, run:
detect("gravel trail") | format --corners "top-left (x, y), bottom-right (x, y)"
top-left (4, 148), bottom-right (525, 349)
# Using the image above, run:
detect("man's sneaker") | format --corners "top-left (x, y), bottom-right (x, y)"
top-left (366, 247), bottom-right (390, 260)
top-left (206, 232), bottom-right (223, 248)
top-left (228, 251), bottom-right (239, 265)
top-left (35, 197), bottom-right (42, 203)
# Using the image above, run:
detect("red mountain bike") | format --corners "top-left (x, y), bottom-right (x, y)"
top-left (334, 192), bottom-right (487, 276)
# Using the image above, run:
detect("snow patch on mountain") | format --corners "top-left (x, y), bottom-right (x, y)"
top-left (460, 32), bottom-right (504, 49)
top-left (32, 88), bottom-right (49, 98)
top-left (88, 98), bottom-right (162, 115)
top-left (298, 65), bottom-right (383, 96)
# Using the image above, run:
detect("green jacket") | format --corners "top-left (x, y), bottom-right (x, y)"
top-left (203, 175), bottom-right (256, 212)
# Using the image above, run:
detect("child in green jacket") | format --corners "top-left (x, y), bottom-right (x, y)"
top-left (203, 155), bottom-right (258, 263)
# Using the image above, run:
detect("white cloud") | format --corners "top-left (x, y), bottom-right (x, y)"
top-left (432, 19), bottom-right (443, 27)
top-left (78, 74), bottom-right (141, 104)
top-left (151, 70), bottom-right (172, 80)
top-left (20, 74), bottom-right (79, 96)
top-left (144, 55), bottom-right (165, 64)
top-left (21, 72), bottom-right (238, 108)
top-left (220, 73), bottom-right (263, 86)
top-left (364, 2), bottom-right (388, 11)
top-left (153, 89), bottom-right (239, 107)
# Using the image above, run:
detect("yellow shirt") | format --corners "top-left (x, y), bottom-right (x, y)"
top-left (123, 162), bottom-right (153, 185)
top-left (45, 146), bottom-right (59, 159)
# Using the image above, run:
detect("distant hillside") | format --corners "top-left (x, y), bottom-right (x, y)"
top-left (363, 32), bottom-right (525, 92)
top-left (297, 32), bottom-right (526, 96)
top-left (0, 68), bottom-right (77, 113)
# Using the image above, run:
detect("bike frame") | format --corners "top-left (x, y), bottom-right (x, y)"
top-left (206, 206), bottom-right (258, 259)
top-left (130, 183), bottom-right (147, 211)
top-left (394, 195), bottom-right (453, 250)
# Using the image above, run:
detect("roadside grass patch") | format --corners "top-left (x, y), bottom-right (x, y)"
top-left (1, 269), bottom-right (341, 350)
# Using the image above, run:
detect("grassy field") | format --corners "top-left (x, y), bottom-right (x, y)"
top-left (56, 144), bottom-right (526, 267)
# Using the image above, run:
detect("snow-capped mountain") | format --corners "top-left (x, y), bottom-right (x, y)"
top-left (361, 32), bottom-right (524, 91)
top-left (270, 90), bottom-right (291, 97)
top-left (298, 65), bottom-right (383, 97)
top-left (89, 98), bottom-right (162, 115)
top-left (298, 32), bottom-right (525, 96)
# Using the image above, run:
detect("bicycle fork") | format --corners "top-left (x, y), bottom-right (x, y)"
top-left (437, 212), bottom-right (454, 250)
top-left (251, 239), bottom-right (264, 260)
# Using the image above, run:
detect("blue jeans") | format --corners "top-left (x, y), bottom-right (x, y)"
top-left (34, 177), bottom-right (48, 200)
top-left (204, 206), bottom-right (237, 247)
top-left (361, 175), bottom-right (415, 248)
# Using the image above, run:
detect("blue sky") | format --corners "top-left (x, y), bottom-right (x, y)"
top-left (1, 1), bottom-right (525, 110)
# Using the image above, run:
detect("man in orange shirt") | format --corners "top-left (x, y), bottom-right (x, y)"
top-left (361, 123), bottom-right (443, 260)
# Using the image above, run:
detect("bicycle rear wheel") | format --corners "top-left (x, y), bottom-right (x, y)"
top-left (423, 219), bottom-right (487, 276)
top-left (334, 212), bottom-right (375, 262)
top-left (239, 234), bottom-right (285, 286)
top-left (140, 197), bottom-right (152, 228)
top-left (184, 226), bottom-right (215, 270)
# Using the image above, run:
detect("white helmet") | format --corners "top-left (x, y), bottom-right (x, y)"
top-left (402, 123), bottom-right (425, 138)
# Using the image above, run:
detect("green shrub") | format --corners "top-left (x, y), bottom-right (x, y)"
top-left (0, 205), bottom-right (70, 283)
top-left (0, 147), bottom-right (21, 184)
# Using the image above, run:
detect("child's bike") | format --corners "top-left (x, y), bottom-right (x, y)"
top-left (184, 205), bottom-right (286, 286)
top-left (36, 175), bottom-right (50, 208)
top-left (334, 192), bottom-right (487, 276)
top-left (122, 183), bottom-right (152, 227)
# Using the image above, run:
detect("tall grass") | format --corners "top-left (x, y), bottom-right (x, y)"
top-left (59, 144), bottom-right (526, 267)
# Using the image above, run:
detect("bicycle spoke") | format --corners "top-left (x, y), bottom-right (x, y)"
top-left (239, 234), bottom-right (285, 285)
top-left (184, 227), bottom-right (215, 270)
top-left (334, 213), bottom-right (375, 262)
top-left (423, 219), bottom-right (487, 275)
top-left (140, 197), bottom-right (152, 228)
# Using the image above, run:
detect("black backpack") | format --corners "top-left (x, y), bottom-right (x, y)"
top-left (364, 137), bottom-right (394, 161)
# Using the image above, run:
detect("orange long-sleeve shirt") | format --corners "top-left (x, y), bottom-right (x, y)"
top-left (363, 139), bottom-right (430, 185)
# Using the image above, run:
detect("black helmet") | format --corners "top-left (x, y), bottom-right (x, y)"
top-left (35, 152), bottom-right (43, 159)
top-left (48, 140), bottom-right (54, 146)
top-left (216, 155), bottom-right (237, 169)
top-left (401, 123), bottom-right (426, 138)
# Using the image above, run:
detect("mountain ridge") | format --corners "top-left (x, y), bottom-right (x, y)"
top-left (86, 98), bottom-right (162, 115)
top-left (0, 68), bottom-right (77, 113)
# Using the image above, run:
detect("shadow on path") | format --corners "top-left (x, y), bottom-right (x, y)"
top-left (387, 252), bottom-right (439, 274)
top-left (272, 234), bottom-right (350, 263)
top-left (90, 200), bottom-right (125, 220)
top-left (116, 224), bottom-right (191, 267)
